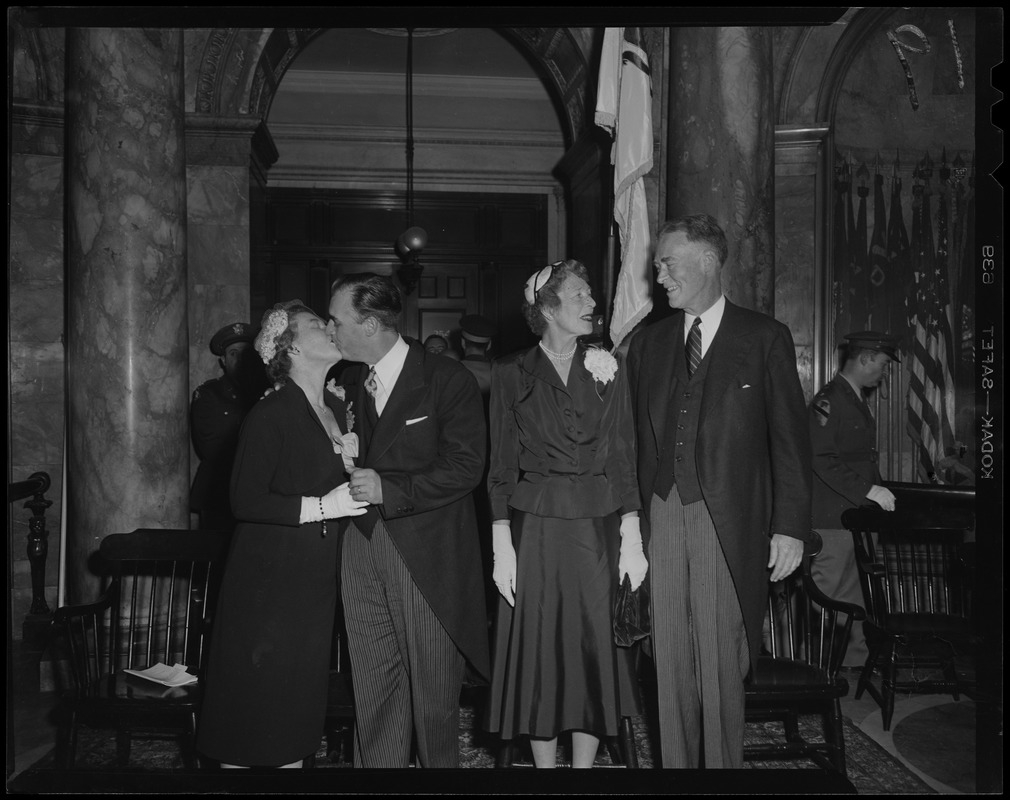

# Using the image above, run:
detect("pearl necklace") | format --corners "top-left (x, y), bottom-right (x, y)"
top-left (539, 341), bottom-right (577, 361)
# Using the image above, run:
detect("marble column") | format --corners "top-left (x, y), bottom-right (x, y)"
top-left (65, 29), bottom-right (189, 604)
top-left (666, 26), bottom-right (775, 314)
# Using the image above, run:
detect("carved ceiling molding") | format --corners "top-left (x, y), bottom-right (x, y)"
top-left (192, 26), bottom-right (588, 148)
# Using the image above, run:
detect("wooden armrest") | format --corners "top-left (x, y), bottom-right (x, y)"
top-left (52, 583), bottom-right (117, 623)
top-left (800, 572), bottom-right (867, 621)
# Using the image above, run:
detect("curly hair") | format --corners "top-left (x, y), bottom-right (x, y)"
top-left (257, 300), bottom-right (315, 385)
top-left (521, 259), bottom-right (589, 337)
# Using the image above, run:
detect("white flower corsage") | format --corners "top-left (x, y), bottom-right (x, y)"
top-left (585, 347), bottom-right (618, 385)
top-left (254, 309), bottom-right (289, 365)
top-left (326, 378), bottom-right (346, 402)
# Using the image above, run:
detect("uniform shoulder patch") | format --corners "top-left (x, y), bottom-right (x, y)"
top-left (812, 395), bottom-right (831, 426)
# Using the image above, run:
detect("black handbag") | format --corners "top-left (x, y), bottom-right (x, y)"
top-left (613, 573), bottom-right (650, 647)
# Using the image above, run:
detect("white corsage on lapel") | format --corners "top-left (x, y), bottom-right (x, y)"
top-left (326, 378), bottom-right (346, 401)
top-left (585, 347), bottom-right (618, 384)
top-left (327, 378), bottom-right (355, 433)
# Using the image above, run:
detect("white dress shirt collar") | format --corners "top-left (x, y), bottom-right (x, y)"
top-left (683, 294), bottom-right (726, 359)
top-left (369, 335), bottom-right (409, 415)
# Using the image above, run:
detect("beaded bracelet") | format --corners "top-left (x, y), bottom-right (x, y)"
top-left (319, 496), bottom-right (327, 538)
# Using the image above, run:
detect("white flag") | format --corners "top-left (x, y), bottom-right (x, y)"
top-left (596, 27), bottom-right (654, 351)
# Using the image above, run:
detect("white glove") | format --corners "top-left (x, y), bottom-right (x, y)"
top-left (321, 482), bottom-right (369, 518)
top-left (300, 483), bottom-right (368, 523)
top-left (618, 514), bottom-right (648, 591)
top-left (866, 485), bottom-right (896, 512)
top-left (492, 521), bottom-right (517, 607)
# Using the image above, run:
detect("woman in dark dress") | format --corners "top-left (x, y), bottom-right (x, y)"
top-left (484, 260), bottom-right (649, 768)
top-left (197, 300), bottom-right (367, 768)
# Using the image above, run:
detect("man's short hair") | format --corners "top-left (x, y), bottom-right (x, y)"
top-left (331, 272), bottom-right (402, 331)
top-left (657, 214), bottom-right (729, 267)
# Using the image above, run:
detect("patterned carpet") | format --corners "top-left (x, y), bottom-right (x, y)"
top-left (17, 700), bottom-right (935, 794)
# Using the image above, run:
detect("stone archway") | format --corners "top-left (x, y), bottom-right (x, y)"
top-left (190, 26), bottom-right (591, 148)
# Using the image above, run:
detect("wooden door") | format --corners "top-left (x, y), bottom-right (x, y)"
top-left (260, 188), bottom-right (547, 358)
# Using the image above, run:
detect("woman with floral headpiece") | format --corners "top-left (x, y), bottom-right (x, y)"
top-left (197, 300), bottom-right (368, 769)
top-left (483, 260), bottom-right (648, 768)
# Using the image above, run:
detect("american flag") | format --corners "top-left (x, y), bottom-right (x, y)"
top-left (905, 175), bottom-right (956, 482)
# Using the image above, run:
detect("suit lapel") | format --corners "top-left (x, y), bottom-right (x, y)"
top-left (647, 316), bottom-right (682, 450)
top-left (698, 301), bottom-right (753, 428)
top-left (365, 342), bottom-right (426, 464)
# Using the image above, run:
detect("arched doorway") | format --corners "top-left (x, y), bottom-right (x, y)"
top-left (191, 26), bottom-right (595, 358)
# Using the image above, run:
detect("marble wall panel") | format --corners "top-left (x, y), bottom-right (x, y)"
top-left (9, 155), bottom-right (63, 218)
top-left (9, 343), bottom-right (64, 402)
top-left (9, 148), bottom-right (65, 638)
top-left (9, 218), bottom-right (63, 283)
top-left (187, 224), bottom-right (250, 286)
top-left (189, 284), bottom-right (254, 389)
top-left (9, 403), bottom-right (64, 467)
top-left (667, 26), bottom-right (776, 314)
top-left (186, 164), bottom-right (249, 226)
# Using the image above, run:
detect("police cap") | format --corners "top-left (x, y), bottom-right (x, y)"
top-left (843, 331), bottom-right (901, 363)
top-left (210, 322), bottom-right (255, 356)
top-left (460, 314), bottom-right (497, 344)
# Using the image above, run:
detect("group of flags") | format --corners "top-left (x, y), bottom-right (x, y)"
top-left (595, 29), bottom-right (973, 483)
top-left (832, 151), bottom-right (975, 482)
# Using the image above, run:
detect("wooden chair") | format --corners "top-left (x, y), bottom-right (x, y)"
top-left (50, 528), bottom-right (230, 769)
top-left (842, 503), bottom-right (975, 731)
top-left (744, 531), bottom-right (866, 774)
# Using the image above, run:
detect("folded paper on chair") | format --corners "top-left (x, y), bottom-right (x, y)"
top-left (613, 574), bottom-right (650, 647)
top-left (123, 662), bottom-right (199, 687)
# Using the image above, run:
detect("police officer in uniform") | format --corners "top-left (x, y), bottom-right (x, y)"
top-left (458, 314), bottom-right (496, 397)
top-left (810, 331), bottom-right (899, 668)
top-left (190, 322), bottom-right (265, 530)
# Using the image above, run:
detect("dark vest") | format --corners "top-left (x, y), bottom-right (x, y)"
top-left (654, 333), bottom-right (711, 505)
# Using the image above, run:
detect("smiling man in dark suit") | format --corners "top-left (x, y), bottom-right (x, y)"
top-left (627, 214), bottom-right (812, 768)
top-left (327, 272), bottom-right (490, 768)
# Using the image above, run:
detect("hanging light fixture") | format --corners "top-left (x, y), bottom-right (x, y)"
top-left (396, 26), bottom-right (427, 294)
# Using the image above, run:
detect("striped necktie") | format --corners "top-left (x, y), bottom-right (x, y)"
top-left (686, 317), bottom-right (702, 378)
top-left (364, 367), bottom-right (379, 424)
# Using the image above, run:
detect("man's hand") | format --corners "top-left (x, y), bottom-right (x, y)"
top-left (768, 534), bottom-right (804, 582)
top-left (348, 467), bottom-right (383, 505)
top-left (866, 484), bottom-right (896, 511)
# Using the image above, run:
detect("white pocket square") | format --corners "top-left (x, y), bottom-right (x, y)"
top-left (405, 416), bottom-right (428, 426)
top-left (741, 384), bottom-right (752, 389)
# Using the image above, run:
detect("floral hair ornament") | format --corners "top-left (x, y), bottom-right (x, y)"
top-left (523, 261), bottom-right (563, 305)
top-left (255, 308), bottom-right (290, 365)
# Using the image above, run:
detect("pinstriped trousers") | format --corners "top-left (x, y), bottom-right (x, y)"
top-left (341, 519), bottom-right (466, 768)
top-left (648, 490), bottom-right (750, 768)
